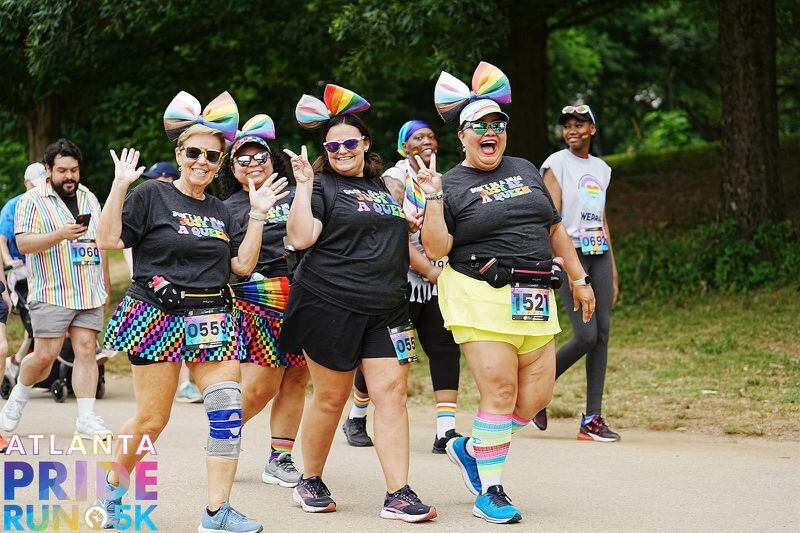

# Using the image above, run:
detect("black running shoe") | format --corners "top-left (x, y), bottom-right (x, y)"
top-left (432, 428), bottom-right (462, 454)
top-left (342, 416), bottom-right (373, 447)
top-left (292, 476), bottom-right (336, 513)
top-left (381, 485), bottom-right (437, 523)
top-left (578, 413), bottom-right (621, 442)
top-left (532, 408), bottom-right (547, 431)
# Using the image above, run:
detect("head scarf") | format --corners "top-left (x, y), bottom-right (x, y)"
top-left (396, 120), bottom-right (432, 157)
top-left (163, 91), bottom-right (239, 142)
top-left (434, 61), bottom-right (511, 123)
top-left (295, 84), bottom-right (370, 129)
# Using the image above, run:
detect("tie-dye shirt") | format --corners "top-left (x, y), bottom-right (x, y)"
top-left (14, 182), bottom-right (107, 310)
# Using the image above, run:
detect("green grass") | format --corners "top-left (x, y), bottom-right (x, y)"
top-left (406, 288), bottom-right (799, 439)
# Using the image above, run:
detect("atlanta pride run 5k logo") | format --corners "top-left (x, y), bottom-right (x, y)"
top-left (2, 434), bottom-right (158, 531)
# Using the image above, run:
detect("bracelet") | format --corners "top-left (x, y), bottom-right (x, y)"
top-left (248, 211), bottom-right (268, 221)
top-left (425, 191), bottom-right (443, 201)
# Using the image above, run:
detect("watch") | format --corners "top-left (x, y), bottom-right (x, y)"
top-left (573, 275), bottom-right (591, 286)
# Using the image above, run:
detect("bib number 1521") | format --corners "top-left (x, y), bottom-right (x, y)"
top-left (511, 283), bottom-right (550, 321)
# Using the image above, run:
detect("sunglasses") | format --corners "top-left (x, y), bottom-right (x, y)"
top-left (561, 105), bottom-right (596, 123)
top-left (180, 146), bottom-right (223, 164)
top-left (235, 152), bottom-right (270, 167)
top-left (323, 136), bottom-right (365, 153)
top-left (464, 121), bottom-right (508, 135)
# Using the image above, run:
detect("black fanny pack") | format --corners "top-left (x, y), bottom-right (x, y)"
top-left (146, 277), bottom-right (232, 313)
top-left (451, 257), bottom-right (563, 289)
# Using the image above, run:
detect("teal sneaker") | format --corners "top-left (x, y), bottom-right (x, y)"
top-left (93, 474), bottom-right (121, 529)
top-left (445, 436), bottom-right (481, 495)
top-left (473, 485), bottom-right (522, 524)
top-left (198, 502), bottom-right (263, 532)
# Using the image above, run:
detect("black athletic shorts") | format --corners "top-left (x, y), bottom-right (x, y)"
top-left (279, 282), bottom-right (409, 372)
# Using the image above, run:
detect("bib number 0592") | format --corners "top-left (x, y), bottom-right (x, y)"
top-left (511, 283), bottom-right (550, 321)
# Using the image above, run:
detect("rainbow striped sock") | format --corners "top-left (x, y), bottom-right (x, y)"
top-left (348, 393), bottom-right (370, 419)
top-left (511, 412), bottom-right (530, 434)
top-left (436, 402), bottom-right (457, 438)
top-left (471, 411), bottom-right (512, 493)
top-left (270, 437), bottom-right (295, 462)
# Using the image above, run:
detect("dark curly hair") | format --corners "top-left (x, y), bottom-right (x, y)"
top-left (311, 114), bottom-right (384, 183)
top-left (219, 142), bottom-right (288, 200)
top-left (43, 138), bottom-right (82, 168)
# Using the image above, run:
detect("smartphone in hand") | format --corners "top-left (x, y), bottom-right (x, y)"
top-left (75, 213), bottom-right (91, 227)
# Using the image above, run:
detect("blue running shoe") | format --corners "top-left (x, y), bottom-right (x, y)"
top-left (93, 474), bottom-right (121, 529)
top-left (198, 502), bottom-right (263, 532)
top-left (473, 485), bottom-right (522, 524)
top-left (445, 436), bottom-right (480, 495)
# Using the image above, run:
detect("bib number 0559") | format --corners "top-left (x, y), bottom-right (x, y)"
top-left (185, 309), bottom-right (229, 350)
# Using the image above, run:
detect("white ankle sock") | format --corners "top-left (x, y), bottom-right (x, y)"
top-left (436, 402), bottom-right (457, 439)
top-left (348, 393), bottom-right (370, 419)
top-left (10, 380), bottom-right (32, 402)
top-left (76, 398), bottom-right (96, 418)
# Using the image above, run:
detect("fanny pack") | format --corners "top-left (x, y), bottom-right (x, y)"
top-left (147, 276), bottom-right (232, 313)
top-left (451, 257), bottom-right (563, 289)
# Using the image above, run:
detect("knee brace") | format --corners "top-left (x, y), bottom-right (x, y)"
top-left (203, 380), bottom-right (242, 459)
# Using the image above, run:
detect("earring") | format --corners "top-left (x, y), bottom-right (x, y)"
top-left (461, 145), bottom-right (466, 152)
top-left (214, 172), bottom-right (219, 179)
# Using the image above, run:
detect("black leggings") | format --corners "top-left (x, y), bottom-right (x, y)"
top-left (354, 295), bottom-right (460, 394)
top-left (556, 250), bottom-right (614, 415)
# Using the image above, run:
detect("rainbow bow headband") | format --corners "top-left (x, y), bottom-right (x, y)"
top-left (231, 114), bottom-right (276, 154)
top-left (434, 61), bottom-right (512, 123)
top-left (295, 84), bottom-right (370, 129)
top-left (163, 91), bottom-right (239, 142)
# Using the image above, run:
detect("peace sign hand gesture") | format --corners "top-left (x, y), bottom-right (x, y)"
top-left (109, 148), bottom-right (145, 188)
top-left (249, 173), bottom-right (290, 216)
top-left (414, 153), bottom-right (442, 195)
top-left (282, 145), bottom-right (314, 185)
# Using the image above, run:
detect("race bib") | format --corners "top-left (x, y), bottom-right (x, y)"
top-left (185, 308), bottom-right (229, 350)
top-left (388, 322), bottom-right (418, 365)
top-left (511, 283), bottom-right (550, 321)
top-left (70, 240), bottom-right (100, 264)
top-left (579, 228), bottom-right (609, 255)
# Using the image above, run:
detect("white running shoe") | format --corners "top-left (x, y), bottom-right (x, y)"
top-left (175, 382), bottom-right (203, 403)
top-left (0, 396), bottom-right (26, 432)
top-left (75, 413), bottom-right (113, 439)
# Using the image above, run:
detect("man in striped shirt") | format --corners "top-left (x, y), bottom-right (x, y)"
top-left (0, 139), bottom-right (112, 439)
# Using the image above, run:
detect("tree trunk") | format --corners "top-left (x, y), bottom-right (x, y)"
top-left (505, 4), bottom-right (549, 166)
top-left (718, 0), bottom-right (781, 233)
top-left (25, 96), bottom-right (60, 163)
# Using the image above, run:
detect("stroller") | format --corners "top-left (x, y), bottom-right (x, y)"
top-left (1, 268), bottom-right (105, 403)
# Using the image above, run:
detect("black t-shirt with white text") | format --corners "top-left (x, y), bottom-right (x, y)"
top-left (120, 180), bottom-right (244, 305)
top-left (224, 186), bottom-right (294, 279)
top-left (441, 156), bottom-right (561, 263)
top-left (293, 172), bottom-right (409, 313)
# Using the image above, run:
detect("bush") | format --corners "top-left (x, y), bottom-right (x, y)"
top-left (615, 219), bottom-right (800, 301)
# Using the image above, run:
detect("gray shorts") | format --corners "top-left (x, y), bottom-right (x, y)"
top-left (29, 300), bottom-right (104, 338)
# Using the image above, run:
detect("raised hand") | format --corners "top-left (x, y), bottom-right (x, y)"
top-left (249, 173), bottom-right (290, 216)
top-left (109, 148), bottom-right (145, 187)
top-left (282, 145), bottom-right (314, 185)
top-left (414, 153), bottom-right (442, 195)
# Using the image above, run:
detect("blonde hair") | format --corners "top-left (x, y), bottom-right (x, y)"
top-left (176, 124), bottom-right (226, 151)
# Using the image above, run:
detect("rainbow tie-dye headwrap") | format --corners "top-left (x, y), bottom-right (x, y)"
top-left (434, 61), bottom-right (512, 123)
top-left (295, 84), bottom-right (370, 130)
top-left (232, 114), bottom-right (276, 154)
top-left (163, 91), bottom-right (239, 142)
top-left (397, 120), bottom-right (432, 157)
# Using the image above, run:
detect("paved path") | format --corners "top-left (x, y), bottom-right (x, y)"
top-left (3, 374), bottom-right (799, 532)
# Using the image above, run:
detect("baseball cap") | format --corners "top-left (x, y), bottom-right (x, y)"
top-left (459, 100), bottom-right (509, 125)
top-left (231, 136), bottom-right (270, 157)
top-left (143, 162), bottom-right (179, 180)
top-left (24, 162), bottom-right (47, 186)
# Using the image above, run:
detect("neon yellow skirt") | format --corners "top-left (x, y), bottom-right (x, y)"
top-left (437, 264), bottom-right (561, 340)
